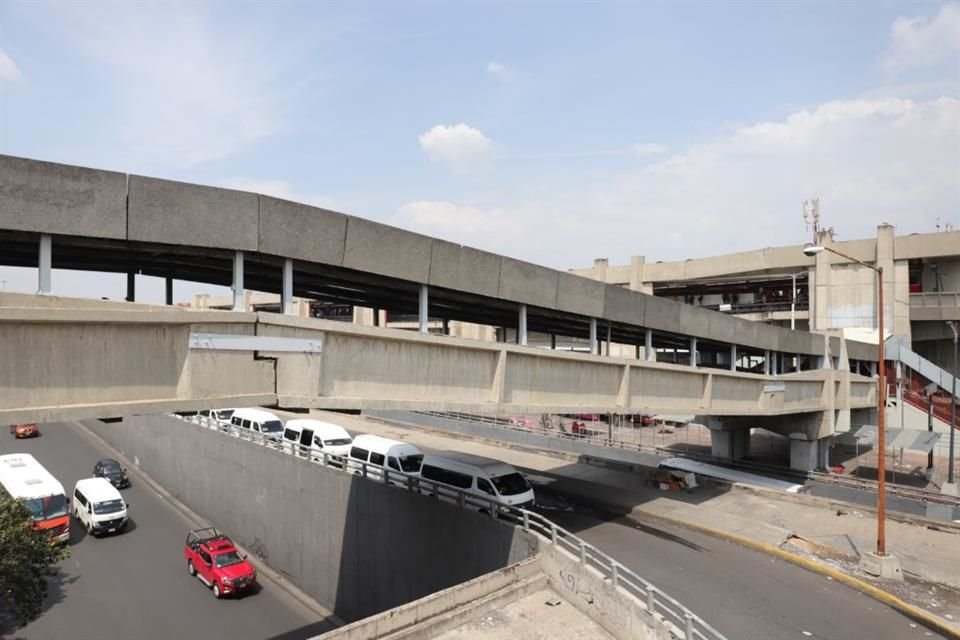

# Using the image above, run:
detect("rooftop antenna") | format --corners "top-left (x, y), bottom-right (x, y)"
top-left (802, 198), bottom-right (821, 242)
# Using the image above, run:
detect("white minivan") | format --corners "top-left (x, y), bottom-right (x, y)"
top-left (72, 477), bottom-right (129, 536)
top-left (282, 419), bottom-right (354, 462)
top-left (346, 434), bottom-right (423, 482)
top-left (230, 408), bottom-right (284, 443)
top-left (419, 452), bottom-right (535, 510)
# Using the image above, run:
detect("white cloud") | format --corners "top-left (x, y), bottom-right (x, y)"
top-left (219, 178), bottom-right (337, 210)
top-left (882, 3), bottom-right (960, 75)
top-left (52, 3), bottom-right (304, 167)
top-left (486, 61), bottom-right (514, 82)
top-left (631, 143), bottom-right (667, 156)
top-left (0, 48), bottom-right (22, 81)
top-left (397, 96), bottom-right (960, 268)
top-left (418, 123), bottom-right (494, 170)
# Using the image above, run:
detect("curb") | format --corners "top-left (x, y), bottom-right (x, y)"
top-left (634, 508), bottom-right (960, 640)
top-left (72, 419), bottom-right (344, 628)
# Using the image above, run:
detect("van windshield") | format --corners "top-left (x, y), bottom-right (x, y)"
top-left (398, 454), bottom-right (423, 473)
top-left (491, 473), bottom-right (531, 496)
top-left (325, 438), bottom-right (352, 447)
top-left (260, 420), bottom-right (283, 434)
top-left (92, 499), bottom-right (125, 515)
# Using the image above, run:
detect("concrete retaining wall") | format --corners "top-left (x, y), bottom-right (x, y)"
top-left (87, 415), bottom-right (538, 622)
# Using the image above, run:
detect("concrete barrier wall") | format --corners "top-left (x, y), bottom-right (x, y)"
top-left (539, 544), bottom-right (674, 640)
top-left (87, 415), bottom-right (538, 622)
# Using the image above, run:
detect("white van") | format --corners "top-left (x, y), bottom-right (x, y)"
top-left (282, 419), bottom-right (353, 462)
top-left (230, 408), bottom-right (284, 443)
top-left (347, 434), bottom-right (423, 482)
top-left (72, 477), bottom-right (128, 536)
top-left (419, 452), bottom-right (535, 510)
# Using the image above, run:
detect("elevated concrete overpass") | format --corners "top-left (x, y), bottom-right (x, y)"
top-left (0, 155), bottom-right (881, 469)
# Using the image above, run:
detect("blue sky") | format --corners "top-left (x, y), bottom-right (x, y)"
top-left (1, 1), bottom-right (958, 301)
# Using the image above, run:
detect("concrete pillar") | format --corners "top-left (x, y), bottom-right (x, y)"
top-left (730, 344), bottom-right (737, 372)
top-left (606, 322), bottom-right (612, 356)
top-left (711, 429), bottom-right (750, 460)
top-left (282, 258), bottom-right (294, 315)
top-left (125, 272), bottom-right (135, 303)
top-left (518, 304), bottom-right (528, 346)
top-left (37, 234), bottom-right (52, 295)
top-left (590, 318), bottom-right (598, 355)
top-left (165, 277), bottom-right (174, 306)
top-left (231, 251), bottom-right (244, 311)
top-left (419, 284), bottom-right (428, 334)
top-left (790, 438), bottom-right (818, 472)
top-left (645, 329), bottom-right (654, 361)
top-left (818, 438), bottom-right (831, 471)
top-left (795, 354), bottom-right (801, 372)
top-left (764, 350), bottom-right (771, 375)
top-left (689, 336), bottom-right (697, 367)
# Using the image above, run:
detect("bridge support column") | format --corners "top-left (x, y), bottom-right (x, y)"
top-left (589, 318), bottom-right (598, 355)
top-left (125, 272), bottom-right (135, 303)
top-left (689, 337), bottom-right (697, 367)
top-left (418, 284), bottom-right (429, 333)
top-left (730, 344), bottom-right (737, 371)
top-left (645, 329), bottom-right (654, 361)
top-left (37, 233), bottom-right (52, 295)
top-left (282, 258), bottom-right (294, 315)
top-left (789, 435), bottom-right (831, 472)
top-left (165, 277), bottom-right (174, 306)
top-left (711, 428), bottom-right (750, 460)
top-left (232, 251), bottom-right (244, 311)
top-left (518, 304), bottom-right (528, 346)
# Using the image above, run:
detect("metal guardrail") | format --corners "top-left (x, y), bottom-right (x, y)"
top-left (171, 412), bottom-right (727, 640)
top-left (412, 411), bottom-right (960, 508)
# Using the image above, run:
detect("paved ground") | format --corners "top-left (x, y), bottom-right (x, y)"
top-left (304, 408), bottom-right (958, 640)
top-left (0, 422), bottom-right (334, 640)
top-left (434, 588), bottom-right (614, 640)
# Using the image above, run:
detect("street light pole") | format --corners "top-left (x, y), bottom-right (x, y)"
top-left (948, 321), bottom-right (958, 486)
top-left (804, 243), bottom-right (887, 556)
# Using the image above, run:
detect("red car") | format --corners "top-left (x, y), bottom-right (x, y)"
top-left (184, 528), bottom-right (257, 598)
top-left (10, 423), bottom-right (39, 438)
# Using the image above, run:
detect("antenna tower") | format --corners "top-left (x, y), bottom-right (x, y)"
top-left (802, 198), bottom-right (821, 242)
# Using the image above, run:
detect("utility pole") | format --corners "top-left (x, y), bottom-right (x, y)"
top-left (946, 321), bottom-right (958, 493)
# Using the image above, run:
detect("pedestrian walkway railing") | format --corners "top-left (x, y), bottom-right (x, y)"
top-left (171, 412), bottom-right (728, 640)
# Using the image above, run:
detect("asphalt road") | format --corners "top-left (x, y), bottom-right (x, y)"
top-left (0, 422), bottom-right (333, 640)
top-left (529, 491), bottom-right (946, 640)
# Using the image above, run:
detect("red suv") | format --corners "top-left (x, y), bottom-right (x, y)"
top-left (184, 528), bottom-right (257, 598)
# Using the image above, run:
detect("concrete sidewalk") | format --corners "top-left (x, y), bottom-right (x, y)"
top-left (297, 409), bottom-right (960, 634)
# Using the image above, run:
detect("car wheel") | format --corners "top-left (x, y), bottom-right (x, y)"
top-left (212, 582), bottom-right (222, 599)
top-left (188, 560), bottom-right (196, 577)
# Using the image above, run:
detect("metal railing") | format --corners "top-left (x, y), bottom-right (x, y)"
top-left (407, 411), bottom-right (960, 507)
top-left (910, 291), bottom-right (960, 308)
top-left (171, 412), bottom-right (727, 640)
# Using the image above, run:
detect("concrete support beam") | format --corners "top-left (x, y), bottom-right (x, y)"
top-left (790, 438), bottom-right (818, 472)
top-left (419, 284), bottom-right (428, 334)
top-left (231, 251), bottom-right (244, 311)
top-left (518, 304), bottom-right (528, 346)
top-left (690, 336), bottom-right (697, 367)
top-left (37, 234), bottom-right (51, 295)
top-left (125, 272), bottom-right (135, 303)
top-left (645, 328), bottom-right (654, 361)
top-left (795, 354), bottom-right (801, 373)
top-left (730, 344), bottom-right (737, 372)
top-left (282, 258), bottom-right (294, 315)
top-left (764, 350), bottom-right (771, 375)
top-left (165, 278), bottom-right (174, 306)
top-left (589, 318), bottom-right (598, 355)
top-left (605, 322), bottom-right (612, 356)
top-left (711, 429), bottom-right (750, 460)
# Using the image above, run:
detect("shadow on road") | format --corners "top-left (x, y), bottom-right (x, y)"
top-left (265, 617), bottom-right (342, 640)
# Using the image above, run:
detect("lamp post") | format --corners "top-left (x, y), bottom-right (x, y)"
top-left (804, 243), bottom-right (888, 556)
top-left (947, 321), bottom-right (958, 488)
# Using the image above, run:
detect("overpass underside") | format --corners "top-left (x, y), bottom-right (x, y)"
top-left (0, 296), bottom-right (875, 455)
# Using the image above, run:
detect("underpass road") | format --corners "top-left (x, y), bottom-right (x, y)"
top-left (1, 422), bottom-right (331, 640)
top-left (531, 492), bottom-right (944, 640)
